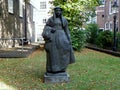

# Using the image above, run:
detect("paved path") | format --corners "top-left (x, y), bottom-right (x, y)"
top-left (0, 81), bottom-right (17, 90)
top-left (0, 43), bottom-right (40, 58)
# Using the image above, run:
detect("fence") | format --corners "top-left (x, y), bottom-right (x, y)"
top-left (0, 37), bottom-right (25, 51)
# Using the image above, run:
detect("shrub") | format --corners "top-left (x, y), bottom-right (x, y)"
top-left (96, 30), bottom-right (113, 49)
top-left (71, 29), bottom-right (86, 51)
top-left (85, 23), bottom-right (99, 44)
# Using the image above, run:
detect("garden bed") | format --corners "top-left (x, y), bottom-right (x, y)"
top-left (85, 44), bottom-right (120, 57)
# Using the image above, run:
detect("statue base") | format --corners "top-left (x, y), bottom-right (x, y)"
top-left (44, 72), bottom-right (70, 83)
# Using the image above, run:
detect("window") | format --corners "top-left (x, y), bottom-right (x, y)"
top-left (109, 0), bottom-right (119, 14)
top-left (8, 0), bottom-right (13, 13)
top-left (109, 1), bottom-right (113, 14)
top-left (43, 19), bottom-right (46, 23)
top-left (109, 22), bottom-right (113, 31)
top-left (105, 22), bottom-right (109, 30)
top-left (116, 0), bottom-right (119, 6)
top-left (100, 0), bottom-right (105, 5)
top-left (40, 2), bottom-right (46, 9)
top-left (19, 0), bottom-right (23, 17)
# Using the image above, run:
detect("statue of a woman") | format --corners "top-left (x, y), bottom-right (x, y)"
top-left (42, 6), bottom-right (75, 74)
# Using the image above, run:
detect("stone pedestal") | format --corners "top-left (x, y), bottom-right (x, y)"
top-left (44, 72), bottom-right (70, 83)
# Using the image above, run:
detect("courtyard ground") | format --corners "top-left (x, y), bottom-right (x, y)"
top-left (0, 48), bottom-right (120, 90)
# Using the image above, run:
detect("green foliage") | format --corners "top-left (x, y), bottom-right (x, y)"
top-left (71, 29), bottom-right (86, 51)
top-left (96, 30), bottom-right (113, 48)
top-left (51, 0), bottom-right (120, 52)
top-left (24, 0), bottom-right (30, 3)
top-left (51, 0), bottom-right (100, 29)
top-left (50, 0), bottom-right (100, 51)
top-left (85, 23), bottom-right (99, 44)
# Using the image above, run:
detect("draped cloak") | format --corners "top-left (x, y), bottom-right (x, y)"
top-left (42, 16), bottom-right (75, 73)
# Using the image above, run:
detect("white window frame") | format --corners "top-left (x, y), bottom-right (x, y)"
top-left (109, 1), bottom-right (113, 15)
top-left (19, 0), bottom-right (23, 17)
top-left (43, 18), bottom-right (47, 24)
top-left (101, 0), bottom-right (105, 5)
top-left (109, 0), bottom-right (119, 15)
top-left (8, 0), bottom-right (13, 13)
top-left (109, 21), bottom-right (113, 31)
top-left (117, 0), bottom-right (119, 6)
top-left (40, 2), bottom-right (46, 9)
top-left (105, 22), bottom-right (109, 30)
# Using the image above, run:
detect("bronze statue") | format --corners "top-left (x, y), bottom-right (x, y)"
top-left (42, 6), bottom-right (75, 83)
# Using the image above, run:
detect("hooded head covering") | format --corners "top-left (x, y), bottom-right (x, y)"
top-left (54, 6), bottom-right (62, 11)
top-left (53, 6), bottom-right (64, 28)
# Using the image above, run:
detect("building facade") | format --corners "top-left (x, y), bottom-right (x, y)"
top-left (34, 0), bottom-right (53, 42)
top-left (0, 0), bottom-right (35, 48)
top-left (96, 0), bottom-right (119, 32)
top-left (27, 3), bottom-right (35, 43)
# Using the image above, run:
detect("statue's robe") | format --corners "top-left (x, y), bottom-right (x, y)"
top-left (42, 16), bottom-right (75, 73)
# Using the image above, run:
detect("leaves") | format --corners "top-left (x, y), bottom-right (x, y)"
top-left (96, 30), bottom-right (113, 48)
top-left (51, 0), bottom-right (100, 51)
top-left (85, 23), bottom-right (99, 44)
top-left (71, 29), bottom-right (86, 51)
top-left (24, 0), bottom-right (30, 3)
top-left (52, 0), bottom-right (99, 28)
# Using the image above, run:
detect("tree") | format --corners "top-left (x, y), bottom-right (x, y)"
top-left (50, 0), bottom-right (100, 51)
top-left (24, 0), bottom-right (30, 3)
top-left (51, 0), bottom-right (100, 29)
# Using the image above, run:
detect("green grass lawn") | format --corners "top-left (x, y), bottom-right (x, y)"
top-left (0, 48), bottom-right (120, 90)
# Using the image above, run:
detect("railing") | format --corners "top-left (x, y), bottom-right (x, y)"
top-left (0, 37), bottom-right (25, 51)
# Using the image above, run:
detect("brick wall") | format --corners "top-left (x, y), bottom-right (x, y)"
top-left (96, 0), bottom-right (119, 32)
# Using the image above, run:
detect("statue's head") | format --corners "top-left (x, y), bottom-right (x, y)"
top-left (54, 6), bottom-right (62, 17)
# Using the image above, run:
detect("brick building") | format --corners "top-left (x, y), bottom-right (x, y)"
top-left (96, 0), bottom-right (120, 32)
